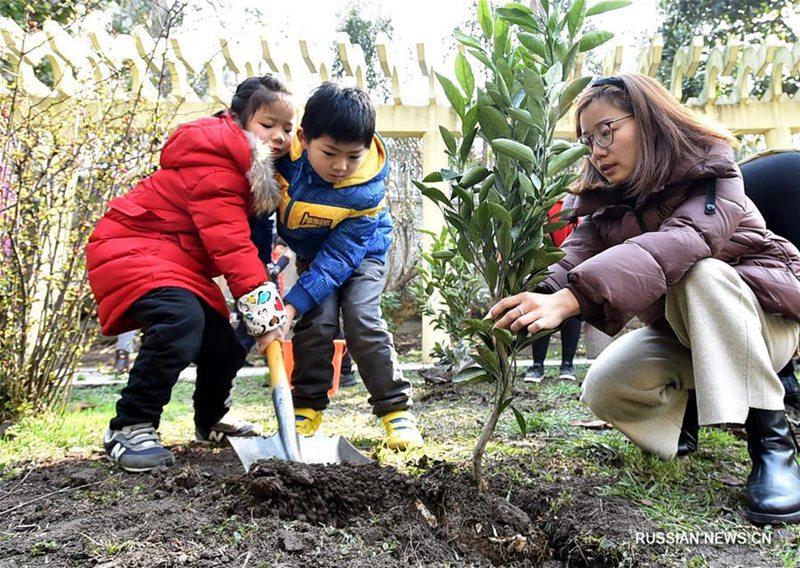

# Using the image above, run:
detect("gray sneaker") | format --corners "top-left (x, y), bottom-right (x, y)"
top-left (103, 423), bottom-right (175, 473)
top-left (559, 363), bottom-right (577, 381)
top-left (195, 413), bottom-right (263, 444)
top-left (523, 363), bottom-right (545, 383)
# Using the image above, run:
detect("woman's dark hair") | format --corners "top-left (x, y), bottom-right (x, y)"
top-left (229, 74), bottom-right (292, 127)
top-left (573, 73), bottom-right (736, 196)
top-left (300, 82), bottom-right (375, 148)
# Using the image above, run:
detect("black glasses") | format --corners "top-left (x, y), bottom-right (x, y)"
top-left (578, 115), bottom-right (633, 150)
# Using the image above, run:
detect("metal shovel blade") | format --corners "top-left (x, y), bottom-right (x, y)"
top-left (228, 432), bottom-right (372, 473)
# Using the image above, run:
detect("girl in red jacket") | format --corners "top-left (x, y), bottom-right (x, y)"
top-left (87, 74), bottom-right (292, 472)
top-left (490, 73), bottom-right (800, 525)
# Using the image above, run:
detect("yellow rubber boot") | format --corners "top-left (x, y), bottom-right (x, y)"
top-left (381, 410), bottom-right (424, 450)
top-left (295, 408), bottom-right (323, 437)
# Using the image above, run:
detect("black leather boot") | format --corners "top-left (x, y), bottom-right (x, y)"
top-left (744, 408), bottom-right (800, 524)
top-left (779, 362), bottom-right (800, 412)
top-left (113, 349), bottom-right (130, 374)
top-left (677, 390), bottom-right (699, 457)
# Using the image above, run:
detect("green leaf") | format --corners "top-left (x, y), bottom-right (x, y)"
top-left (478, 175), bottom-right (495, 202)
top-left (544, 62), bottom-right (563, 87)
top-left (493, 17), bottom-right (510, 60)
top-left (415, 181), bottom-right (450, 206)
top-left (485, 255), bottom-right (499, 292)
top-left (477, 106), bottom-right (511, 139)
top-left (518, 32), bottom-right (546, 58)
top-left (518, 172), bottom-right (535, 197)
top-left (543, 220), bottom-right (570, 233)
top-left (431, 249), bottom-right (456, 260)
top-left (566, 0), bottom-right (586, 37)
top-left (475, 344), bottom-right (501, 375)
top-left (488, 202), bottom-right (512, 226)
top-left (578, 30), bottom-right (614, 52)
top-left (511, 405), bottom-right (528, 435)
top-left (436, 73), bottom-right (465, 118)
top-left (558, 75), bottom-right (592, 117)
top-left (460, 165), bottom-right (491, 188)
top-left (460, 127), bottom-right (478, 165)
top-left (508, 108), bottom-right (535, 127)
top-left (496, 73), bottom-right (511, 106)
top-left (561, 43), bottom-right (580, 80)
top-left (487, 86), bottom-right (508, 109)
top-left (547, 6), bottom-right (559, 34)
top-left (586, 0), bottom-right (632, 17)
top-left (497, 222), bottom-right (512, 261)
top-left (496, 7), bottom-right (540, 31)
top-left (453, 29), bottom-right (485, 51)
top-left (422, 171), bottom-right (443, 183)
top-left (491, 138), bottom-right (535, 164)
top-left (463, 106), bottom-right (479, 136)
top-left (468, 48), bottom-right (496, 73)
top-left (493, 327), bottom-right (513, 346)
top-left (519, 68), bottom-right (544, 100)
top-left (546, 145), bottom-right (590, 175)
top-left (455, 52), bottom-right (475, 100)
top-left (452, 185), bottom-right (472, 203)
top-left (477, 0), bottom-right (493, 38)
top-left (538, 249), bottom-right (566, 266)
top-left (439, 125), bottom-right (457, 156)
top-left (476, 201), bottom-right (492, 232)
top-left (549, 139), bottom-right (573, 153)
top-left (455, 235), bottom-right (475, 263)
top-left (454, 366), bottom-right (492, 384)
top-left (499, 397), bottom-right (514, 413)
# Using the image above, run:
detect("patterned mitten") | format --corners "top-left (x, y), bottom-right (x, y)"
top-left (236, 282), bottom-right (287, 335)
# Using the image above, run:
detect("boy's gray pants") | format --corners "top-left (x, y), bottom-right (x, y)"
top-left (581, 258), bottom-right (799, 460)
top-left (290, 257), bottom-right (412, 416)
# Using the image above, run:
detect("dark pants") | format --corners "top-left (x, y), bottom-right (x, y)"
top-left (291, 258), bottom-right (411, 415)
top-left (110, 287), bottom-right (245, 431)
top-left (532, 315), bottom-right (581, 364)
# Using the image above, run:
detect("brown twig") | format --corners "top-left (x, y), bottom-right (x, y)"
top-left (0, 466), bottom-right (34, 502)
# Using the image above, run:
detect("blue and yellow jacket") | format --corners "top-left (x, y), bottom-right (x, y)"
top-left (262, 133), bottom-right (392, 315)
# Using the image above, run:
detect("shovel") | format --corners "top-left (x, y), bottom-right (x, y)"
top-left (228, 340), bottom-right (371, 472)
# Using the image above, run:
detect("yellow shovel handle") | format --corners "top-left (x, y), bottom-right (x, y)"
top-left (266, 340), bottom-right (289, 389)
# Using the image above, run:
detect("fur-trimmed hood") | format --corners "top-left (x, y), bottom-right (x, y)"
top-left (243, 130), bottom-right (281, 216)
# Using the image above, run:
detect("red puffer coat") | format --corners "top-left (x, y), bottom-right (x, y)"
top-left (541, 146), bottom-right (800, 336)
top-left (87, 114), bottom-right (280, 335)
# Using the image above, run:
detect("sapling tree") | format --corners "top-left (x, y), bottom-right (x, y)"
top-left (413, 227), bottom-right (486, 374)
top-left (416, 0), bottom-right (630, 489)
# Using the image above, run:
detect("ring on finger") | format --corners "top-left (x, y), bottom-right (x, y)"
top-left (516, 305), bottom-right (526, 318)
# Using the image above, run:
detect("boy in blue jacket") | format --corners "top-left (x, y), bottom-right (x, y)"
top-left (256, 83), bottom-right (422, 450)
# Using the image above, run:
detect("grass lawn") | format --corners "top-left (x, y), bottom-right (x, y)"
top-left (2, 363), bottom-right (800, 566)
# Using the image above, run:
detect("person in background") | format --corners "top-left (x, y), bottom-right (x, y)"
top-left (522, 198), bottom-right (581, 383)
top-left (113, 330), bottom-right (138, 374)
top-left (739, 149), bottom-right (800, 412)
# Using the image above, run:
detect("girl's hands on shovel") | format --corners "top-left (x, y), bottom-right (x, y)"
top-left (256, 303), bottom-right (297, 353)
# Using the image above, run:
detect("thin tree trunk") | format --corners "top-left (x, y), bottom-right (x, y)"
top-left (472, 365), bottom-right (512, 491)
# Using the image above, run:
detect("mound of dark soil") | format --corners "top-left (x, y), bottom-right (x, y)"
top-left (229, 458), bottom-right (549, 566)
top-left (0, 448), bottom-right (551, 567)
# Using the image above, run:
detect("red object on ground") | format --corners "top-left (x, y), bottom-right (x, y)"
top-left (282, 338), bottom-right (347, 397)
